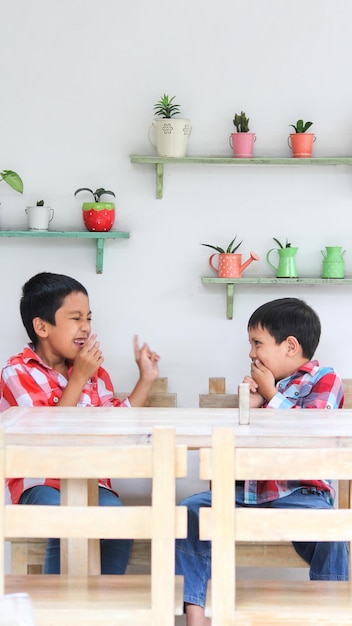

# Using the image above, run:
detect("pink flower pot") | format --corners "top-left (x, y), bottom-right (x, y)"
top-left (229, 133), bottom-right (256, 158)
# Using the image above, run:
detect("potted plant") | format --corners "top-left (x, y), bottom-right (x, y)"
top-left (25, 199), bottom-right (54, 231)
top-left (74, 187), bottom-right (116, 232)
top-left (288, 119), bottom-right (315, 158)
top-left (0, 169), bottom-right (23, 193)
top-left (148, 93), bottom-right (191, 158)
top-left (266, 237), bottom-right (298, 278)
top-left (0, 169), bottom-right (23, 230)
top-left (229, 111), bottom-right (256, 158)
top-left (201, 236), bottom-right (259, 278)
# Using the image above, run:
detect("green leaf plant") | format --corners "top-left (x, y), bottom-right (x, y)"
top-left (201, 235), bottom-right (243, 254)
top-left (153, 94), bottom-right (181, 119)
top-left (272, 237), bottom-right (292, 249)
top-left (233, 111), bottom-right (250, 133)
top-left (289, 119), bottom-right (313, 133)
top-left (0, 169), bottom-right (23, 193)
top-left (74, 187), bottom-right (116, 202)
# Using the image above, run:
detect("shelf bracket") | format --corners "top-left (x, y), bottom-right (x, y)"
top-left (226, 283), bottom-right (235, 320)
top-left (156, 163), bottom-right (164, 199)
top-left (96, 238), bottom-right (105, 274)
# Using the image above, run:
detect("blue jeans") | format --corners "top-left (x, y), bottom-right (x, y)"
top-left (175, 486), bottom-right (349, 608)
top-left (19, 485), bottom-right (133, 574)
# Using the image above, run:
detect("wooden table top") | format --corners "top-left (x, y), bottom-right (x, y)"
top-left (2, 406), bottom-right (352, 448)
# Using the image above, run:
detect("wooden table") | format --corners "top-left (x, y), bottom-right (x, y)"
top-left (3, 405), bottom-right (352, 576)
top-left (2, 405), bottom-right (352, 448)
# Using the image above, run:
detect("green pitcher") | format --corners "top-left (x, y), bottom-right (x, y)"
top-left (266, 247), bottom-right (298, 278)
top-left (321, 246), bottom-right (345, 278)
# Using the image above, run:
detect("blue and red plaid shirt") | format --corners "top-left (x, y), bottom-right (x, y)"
top-left (243, 360), bottom-right (344, 505)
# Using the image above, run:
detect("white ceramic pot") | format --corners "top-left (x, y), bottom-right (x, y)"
top-left (25, 206), bottom-right (54, 231)
top-left (148, 118), bottom-right (191, 157)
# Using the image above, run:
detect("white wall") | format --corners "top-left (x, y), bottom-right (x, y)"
top-left (1, 0), bottom-right (352, 408)
top-left (3, 0), bottom-right (350, 591)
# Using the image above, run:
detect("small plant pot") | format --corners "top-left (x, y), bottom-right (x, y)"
top-left (267, 247), bottom-right (299, 278)
top-left (25, 206), bottom-right (54, 231)
top-left (288, 133), bottom-right (315, 158)
top-left (148, 118), bottom-right (192, 157)
top-left (229, 133), bottom-right (256, 158)
top-left (82, 202), bottom-right (115, 232)
top-left (209, 252), bottom-right (259, 278)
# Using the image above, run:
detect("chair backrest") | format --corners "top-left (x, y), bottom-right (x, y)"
top-left (200, 376), bottom-right (352, 507)
top-left (199, 428), bottom-right (352, 624)
top-left (1, 427), bottom-right (187, 625)
top-left (115, 377), bottom-right (177, 407)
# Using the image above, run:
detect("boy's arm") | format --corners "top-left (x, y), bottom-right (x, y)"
top-left (242, 374), bottom-right (265, 408)
top-left (57, 334), bottom-right (105, 407)
top-left (128, 335), bottom-right (160, 407)
top-left (248, 360), bottom-right (277, 406)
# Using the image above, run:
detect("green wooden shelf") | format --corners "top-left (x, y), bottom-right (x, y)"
top-left (130, 155), bottom-right (352, 198)
top-left (0, 230), bottom-right (130, 274)
top-left (202, 277), bottom-right (352, 320)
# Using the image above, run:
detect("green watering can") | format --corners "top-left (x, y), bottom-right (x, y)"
top-left (321, 246), bottom-right (345, 279)
top-left (266, 247), bottom-right (298, 278)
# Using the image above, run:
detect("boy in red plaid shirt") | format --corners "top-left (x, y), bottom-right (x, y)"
top-left (0, 271), bottom-right (160, 574)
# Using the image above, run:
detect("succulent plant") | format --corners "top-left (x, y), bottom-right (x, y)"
top-left (272, 237), bottom-right (292, 249)
top-left (233, 111), bottom-right (250, 133)
top-left (0, 169), bottom-right (23, 193)
top-left (36, 199), bottom-right (45, 206)
top-left (201, 235), bottom-right (243, 254)
top-left (153, 94), bottom-right (181, 119)
top-left (74, 187), bottom-right (116, 202)
top-left (289, 119), bottom-right (313, 133)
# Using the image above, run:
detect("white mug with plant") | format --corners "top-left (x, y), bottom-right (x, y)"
top-left (148, 93), bottom-right (191, 158)
top-left (25, 199), bottom-right (54, 231)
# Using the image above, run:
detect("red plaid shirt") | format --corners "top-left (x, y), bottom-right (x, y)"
top-left (0, 344), bottom-right (129, 504)
top-left (244, 360), bottom-right (344, 505)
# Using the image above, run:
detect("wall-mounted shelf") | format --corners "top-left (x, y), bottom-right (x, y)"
top-left (130, 155), bottom-right (352, 199)
top-left (202, 277), bottom-right (352, 320)
top-left (0, 230), bottom-right (130, 274)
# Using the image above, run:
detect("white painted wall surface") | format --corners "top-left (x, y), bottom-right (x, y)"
top-left (1, 0), bottom-right (351, 588)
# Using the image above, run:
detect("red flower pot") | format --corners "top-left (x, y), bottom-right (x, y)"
top-left (82, 202), bottom-right (115, 232)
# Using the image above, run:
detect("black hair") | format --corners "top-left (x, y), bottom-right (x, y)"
top-left (247, 297), bottom-right (321, 359)
top-left (20, 272), bottom-right (88, 346)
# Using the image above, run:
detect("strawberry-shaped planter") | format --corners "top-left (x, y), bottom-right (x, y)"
top-left (74, 187), bottom-right (116, 232)
top-left (82, 202), bottom-right (115, 232)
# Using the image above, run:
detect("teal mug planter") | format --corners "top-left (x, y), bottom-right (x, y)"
top-left (321, 246), bottom-right (345, 278)
top-left (266, 247), bottom-right (298, 278)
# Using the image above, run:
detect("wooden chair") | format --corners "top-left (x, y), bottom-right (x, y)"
top-left (9, 377), bottom-right (176, 576)
top-left (2, 427), bottom-right (187, 626)
top-left (199, 428), bottom-right (352, 624)
top-left (200, 377), bottom-right (352, 571)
